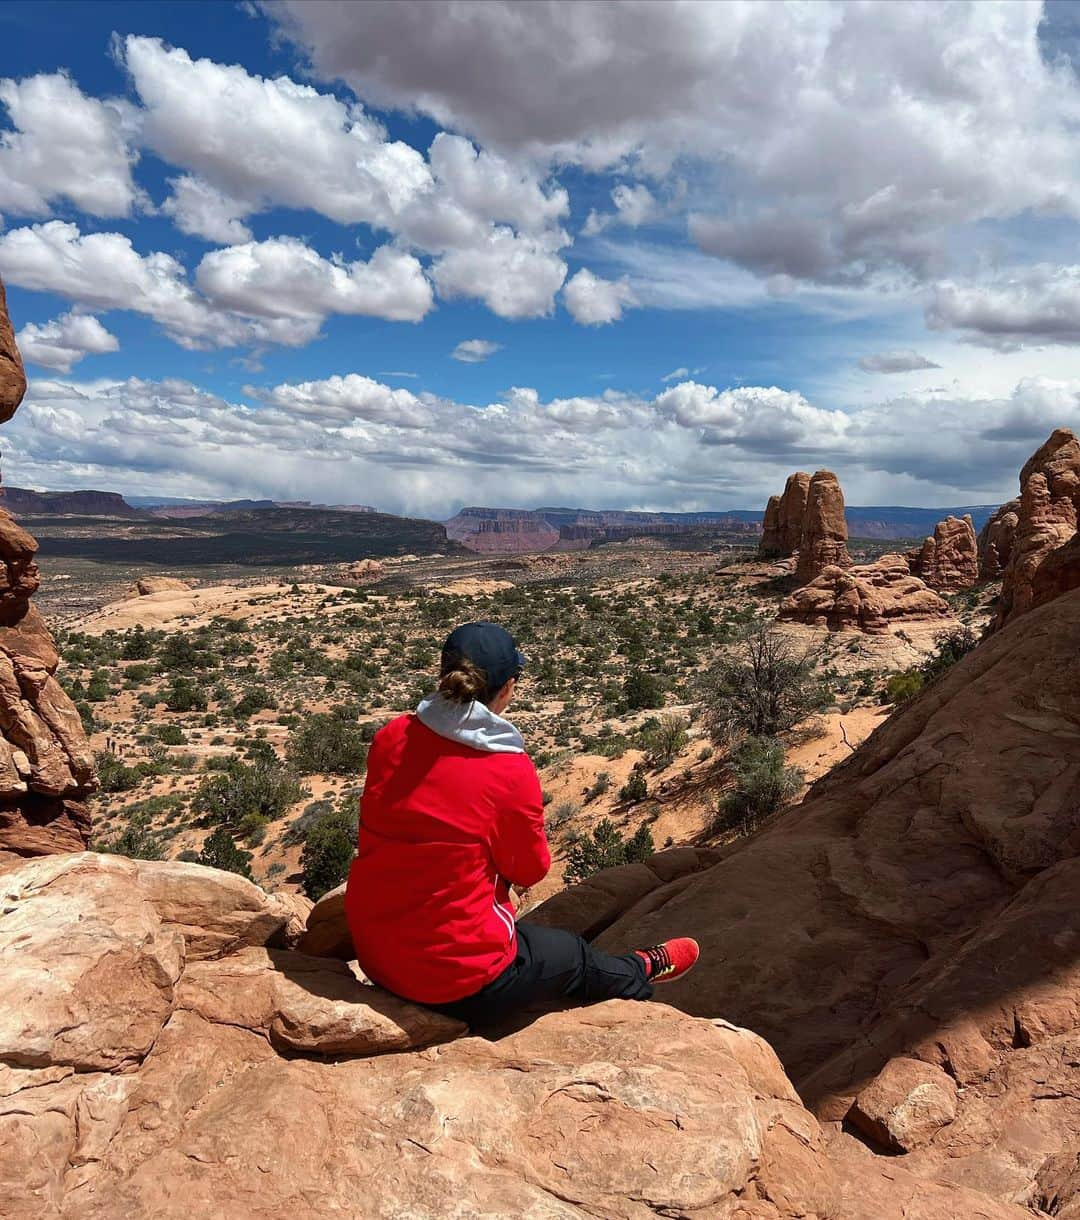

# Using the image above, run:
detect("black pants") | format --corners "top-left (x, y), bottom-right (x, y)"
top-left (429, 921), bottom-right (653, 1028)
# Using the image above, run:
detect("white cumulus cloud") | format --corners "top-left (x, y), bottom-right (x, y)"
top-left (0, 71), bottom-right (142, 219)
top-left (195, 237), bottom-right (433, 324)
top-left (451, 339), bottom-right (502, 363)
top-left (563, 268), bottom-right (637, 325)
top-left (15, 312), bottom-right (119, 373)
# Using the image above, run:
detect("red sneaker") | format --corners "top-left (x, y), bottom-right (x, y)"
top-left (635, 937), bottom-right (699, 984)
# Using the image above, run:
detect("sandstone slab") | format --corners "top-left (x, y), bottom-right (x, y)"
top-left (848, 1057), bottom-right (958, 1152)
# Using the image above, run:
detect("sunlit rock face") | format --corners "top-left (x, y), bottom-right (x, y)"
top-left (993, 427), bottom-right (1080, 630)
top-left (795, 470), bottom-right (852, 584)
top-left (0, 275), bottom-right (95, 856)
top-left (906, 514), bottom-right (979, 591)
top-left (759, 470), bottom-right (811, 558)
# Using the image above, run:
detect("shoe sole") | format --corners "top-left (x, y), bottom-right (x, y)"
top-left (651, 957), bottom-right (699, 985)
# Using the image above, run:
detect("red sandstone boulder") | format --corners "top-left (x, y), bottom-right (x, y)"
top-left (848, 1057), bottom-right (958, 1153)
top-left (795, 469), bottom-right (852, 583)
top-left (907, 514), bottom-right (978, 591)
top-left (779, 552), bottom-right (951, 632)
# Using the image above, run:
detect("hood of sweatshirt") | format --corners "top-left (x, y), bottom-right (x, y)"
top-left (415, 692), bottom-right (525, 754)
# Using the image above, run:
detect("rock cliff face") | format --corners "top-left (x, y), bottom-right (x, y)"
top-left (0, 277), bottom-right (95, 856)
top-left (779, 552), bottom-right (951, 633)
top-left (526, 584), bottom-right (1080, 1212)
top-left (994, 427), bottom-right (1080, 629)
top-left (978, 497), bottom-right (1020, 578)
top-left (759, 471), bottom-right (811, 558)
top-left (0, 279), bottom-right (25, 423)
top-left (906, 514), bottom-right (978, 591)
top-left (795, 470), bottom-right (852, 584)
top-left (0, 488), bottom-right (142, 518)
top-left (0, 850), bottom-right (1033, 1220)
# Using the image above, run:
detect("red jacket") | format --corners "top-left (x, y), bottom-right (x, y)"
top-left (345, 711), bottom-right (550, 1004)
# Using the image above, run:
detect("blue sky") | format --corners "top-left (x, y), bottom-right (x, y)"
top-left (2, 1), bottom-right (1080, 517)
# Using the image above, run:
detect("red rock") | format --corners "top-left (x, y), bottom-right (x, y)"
top-left (995, 427), bottom-right (1080, 628)
top-left (779, 552), bottom-right (952, 633)
top-left (796, 470), bottom-right (852, 583)
top-left (848, 1057), bottom-right (958, 1152)
top-left (907, 514), bottom-right (979, 591)
top-left (0, 278), bottom-right (95, 855)
top-left (0, 278), bottom-right (25, 424)
top-left (759, 471), bottom-right (811, 558)
top-left (517, 585), bottom-right (1080, 1213)
top-left (978, 498), bottom-right (1020, 578)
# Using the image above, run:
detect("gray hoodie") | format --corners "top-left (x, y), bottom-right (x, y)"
top-left (415, 691), bottom-right (525, 754)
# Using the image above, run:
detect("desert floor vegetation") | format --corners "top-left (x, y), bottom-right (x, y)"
top-left (57, 542), bottom-right (992, 900)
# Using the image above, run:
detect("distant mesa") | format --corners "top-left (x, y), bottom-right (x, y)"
top-left (1, 487), bottom-right (142, 518)
top-left (443, 507), bottom-right (560, 553)
top-left (139, 498), bottom-right (379, 519)
top-left (445, 505), bottom-right (760, 554)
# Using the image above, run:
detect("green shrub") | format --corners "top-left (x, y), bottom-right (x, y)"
top-left (584, 771), bottom-right (611, 803)
top-left (563, 819), bottom-right (655, 886)
top-left (155, 724), bottom-right (185, 746)
top-left (699, 624), bottom-right (826, 743)
top-left (713, 736), bottom-right (802, 836)
top-left (548, 800), bottom-right (580, 829)
top-left (120, 626), bottom-right (155, 660)
top-left (300, 805), bottom-right (358, 900)
top-left (885, 670), bottom-right (925, 704)
top-left (922, 625), bottom-right (978, 680)
top-left (86, 671), bottom-right (110, 702)
top-left (95, 750), bottom-right (142, 793)
top-left (198, 827), bottom-right (253, 880)
top-left (623, 669), bottom-right (664, 710)
top-left (287, 713), bottom-right (369, 775)
top-left (96, 811), bottom-right (163, 860)
top-left (619, 770), bottom-right (648, 803)
top-left (641, 713), bottom-right (689, 767)
top-left (165, 677), bottom-right (208, 713)
top-left (192, 756), bottom-right (303, 827)
top-left (234, 686), bottom-right (278, 719)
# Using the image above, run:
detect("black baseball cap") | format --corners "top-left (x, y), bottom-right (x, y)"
top-left (442, 621), bottom-right (526, 693)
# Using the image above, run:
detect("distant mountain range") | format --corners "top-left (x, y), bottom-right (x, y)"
top-left (2, 486), bottom-right (1003, 554)
top-left (444, 503), bottom-right (1002, 551)
top-left (125, 496), bottom-right (379, 519)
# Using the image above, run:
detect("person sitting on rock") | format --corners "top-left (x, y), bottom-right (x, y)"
top-left (345, 620), bottom-right (699, 1028)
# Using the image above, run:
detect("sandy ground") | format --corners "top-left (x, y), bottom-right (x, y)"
top-left (73, 582), bottom-right (353, 634)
